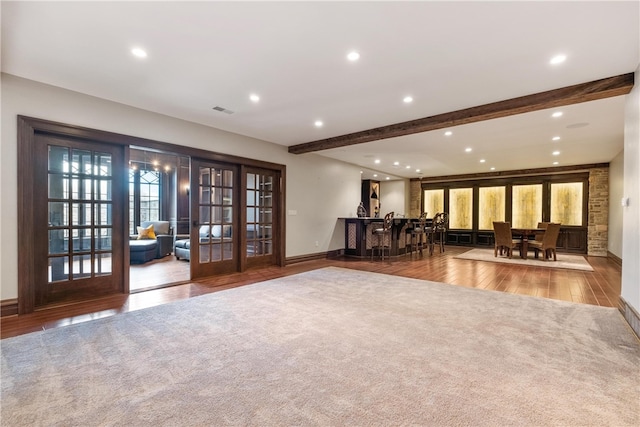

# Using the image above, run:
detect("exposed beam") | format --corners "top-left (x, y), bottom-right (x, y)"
top-left (288, 73), bottom-right (634, 155)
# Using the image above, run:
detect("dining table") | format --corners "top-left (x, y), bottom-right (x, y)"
top-left (510, 228), bottom-right (545, 259)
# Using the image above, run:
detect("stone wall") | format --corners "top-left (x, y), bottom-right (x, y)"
top-left (588, 167), bottom-right (609, 256)
top-left (408, 166), bottom-right (610, 255)
top-left (408, 179), bottom-right (422, 218)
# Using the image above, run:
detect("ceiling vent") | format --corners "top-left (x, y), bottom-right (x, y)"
top-left (212, 106), bottom-right (234, 115)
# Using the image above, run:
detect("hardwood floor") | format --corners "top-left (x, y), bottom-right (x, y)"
top-left (1, 246), bottom-right (622, 339)
top-left (130, 256), bottom-right (190, 292)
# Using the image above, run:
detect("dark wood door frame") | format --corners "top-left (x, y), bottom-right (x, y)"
top-left (17, 116), bottom-right (286, 314)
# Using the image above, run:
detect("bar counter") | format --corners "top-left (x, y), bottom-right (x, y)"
top-left (339, 217), bottom-right (431, 258)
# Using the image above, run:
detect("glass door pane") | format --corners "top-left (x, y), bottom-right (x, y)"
top-left (48, 147), bottom-right (115, 283)
top-left (246, 172), bottom-right (274, 258)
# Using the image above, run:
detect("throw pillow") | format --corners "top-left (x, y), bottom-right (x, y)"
top-left (137, 224), bottom-right (156, 240)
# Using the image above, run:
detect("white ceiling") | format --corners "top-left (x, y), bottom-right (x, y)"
top-left (2, 1), bottom-right (638, 179)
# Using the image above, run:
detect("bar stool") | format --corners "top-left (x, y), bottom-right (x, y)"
top-left (425, 212), bottom-right (448, 255)
top-left (372, 211), bottom-right (394, 261)
top-left (406, 212), bottom-right (427, 257)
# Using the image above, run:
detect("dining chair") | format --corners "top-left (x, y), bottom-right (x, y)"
top-left (529, 222), bottom-right (561, 260)
top-left (534, 222), bottom-right (551, 242)
top-left (406, 212), bottom-right (427, 257)
top-left (372, 211), bottom-right (394, 261)
top-left (493, 221), bottom-right (521, 258)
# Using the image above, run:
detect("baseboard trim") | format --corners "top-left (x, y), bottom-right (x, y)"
top-left (619, 296), bottom-right (640, 339)
top-left (286, 250), bottom-right (342, 265)
top-left (607, 251), bottom-right (622, 267)
top-left (1, 299), bottom-right (19, 317)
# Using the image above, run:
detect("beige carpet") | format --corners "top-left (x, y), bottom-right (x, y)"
top-left (2, 267), bottom-right (638, 426)
top-left (454, 248), bottom-right (595, 271)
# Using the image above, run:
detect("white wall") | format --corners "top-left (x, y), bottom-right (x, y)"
top-left (380, 180), bottom-right (409, 217)
top-left (608, 150), bottom-right (624, 258)
top-left (0, 73), bottom-right (361, 300)
top-left (621, 65), bottom-right (640, 313)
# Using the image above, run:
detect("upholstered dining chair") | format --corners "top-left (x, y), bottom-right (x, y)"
top-left (493, 221), bottom-right (521, 259)
top-left (372, 211), bottom-right (394, 261)
top-left (534, 222), bottom-right (551, 242)
top-left (529, 222), bottom-right (561, 260)
top-left (406, 212), bottom-right (427, 257)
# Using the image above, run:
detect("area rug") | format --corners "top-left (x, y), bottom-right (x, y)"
top-left (454, 248), bottom-right (595, 271)
top-left (2, 267), bottom-right (638, 426)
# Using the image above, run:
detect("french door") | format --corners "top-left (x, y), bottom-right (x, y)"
top-left (191, 160), bottom-right (239, 278)
top-left (34, 135), bottom-right (125, 307)
top-left (244, 167), bottom-right (279, 269)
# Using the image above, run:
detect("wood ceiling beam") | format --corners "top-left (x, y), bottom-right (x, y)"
top-left (288, 72), bottom-right (634, 155)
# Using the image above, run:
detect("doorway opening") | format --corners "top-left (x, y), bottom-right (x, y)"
top-left (128, 147), bottom-right (189, 292)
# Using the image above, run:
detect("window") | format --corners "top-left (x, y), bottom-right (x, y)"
top-left (423, 189), bottom-right (444, 218)
top-left (512, 184), bottom-right (542, 229)
top-left (478, 186), bottom-right (505, 230)
top-left (449, 188), bottom-right (473, 229)
top-left (128, 168), bottom-right (161, 234)
top-left (550, 182), bottom-right (583, 226)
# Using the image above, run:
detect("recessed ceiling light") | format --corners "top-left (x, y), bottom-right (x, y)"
top-left (444, 131), bottom-right (453, 136)
top-left (131, 47), bottom-right (147, 58)
top-left (550, 54), bottom-right (567, 65)
top-left (403, 96), bottom-right (413, 103)
top-left (480, 159), bottom-right (486, 163)
top-left (490, 167), bottom-right (496, 171)
top-left (552, 111), bottom-right (563, 118)
top-left (552, 136), bottom-right (561, 141)
top-left (415, 169), bottom-right (421, 173)
top-left (465, 148), bottom-right (472, 153)
top-left (374, 159), bottom-right (381, 164)
top-left (552, 151), bottom-right (560, 156)
top-left (393, 161), bottom-right (400, 166)
top-left (553, 161), bottom-right (559, 165)
top-left (249, 94), bottom-right (260, 102)
top-left (386, 177), bottom-right (390, 180)
top-left (360, 171), bottom-right (363, 174)
top-left (405, 165), bottom-right (411, 169)
top-left (314, 120), bottom-right (323, 127)
top-left (373, 174), bottom-right (378, 177)
top-left (347, 51), bottom-right (360, 61)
